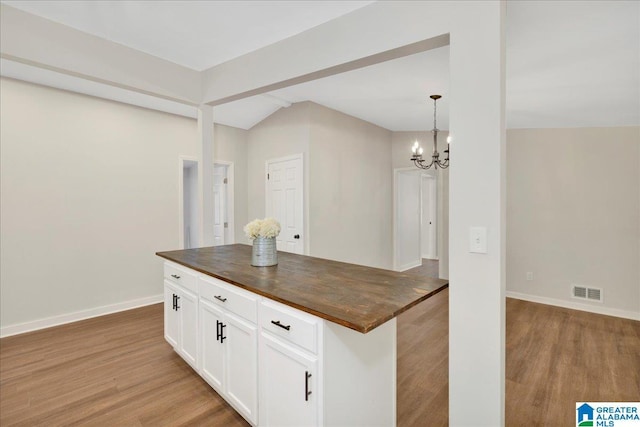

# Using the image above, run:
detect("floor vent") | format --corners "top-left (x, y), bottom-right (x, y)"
top-left (572, 285), bottom-right (603, 302)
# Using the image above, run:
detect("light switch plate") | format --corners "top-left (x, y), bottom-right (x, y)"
top-left (469, 227), bottom-right (487, 254)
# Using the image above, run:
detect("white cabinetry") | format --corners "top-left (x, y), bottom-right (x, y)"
top-left (259, 299), bottom-right (321, 426)
top-left (199, 275), bottom-right (258, 426)
top-left (199, 299), bottom-right (225, 389)
top-left (162, 261), bottom-right (396, 427)
top-left (163, 263), bottom-right (198, 369)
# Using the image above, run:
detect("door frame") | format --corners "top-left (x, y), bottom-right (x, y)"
top-left (393, 167), bottom-right (423, 271)
top-left (179, 155), bottom-right (200, 249)
top-left (265, 153), bottom-right (307, 255)
top-left (215, 160), bottom-right (235, 245)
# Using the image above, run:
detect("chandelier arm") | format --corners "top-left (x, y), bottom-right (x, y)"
top-left (415, 158), bottom-right (433, 169)
top-left (436, 160), bottom-right (449, 169)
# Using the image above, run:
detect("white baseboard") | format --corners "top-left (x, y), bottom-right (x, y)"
top-left (506, 291), bottom-right (640, 321)
top-left (0, 294), bottom-right (163, 338)
top-left (395, 260), bottom-right (422, 272)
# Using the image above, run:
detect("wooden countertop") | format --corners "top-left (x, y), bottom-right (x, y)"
top-left (156, 244), bottom-right (448, 333)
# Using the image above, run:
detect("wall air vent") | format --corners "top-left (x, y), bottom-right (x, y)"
top-left (573, 286), bottom-right (587, 299)
top-left (572, 285), bottom-right (603, 303)
top-left (587, 288), bottom-right (602, 302)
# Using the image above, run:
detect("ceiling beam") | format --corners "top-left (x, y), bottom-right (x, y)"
top-left (0, 4), bottom-right (202, 106)
top-left (207, 34), bottom-right (449, 107)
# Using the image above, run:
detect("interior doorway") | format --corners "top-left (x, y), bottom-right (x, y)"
top-left (394, 168), bottom-right (438, 271)
top-left (180, 157), bottom-right (200, 249)
top-left (213, 161), bottom-right (234, 246)
top-left (265, 154), bottom-right (304, 255)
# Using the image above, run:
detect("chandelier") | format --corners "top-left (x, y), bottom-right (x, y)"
top-left (410, 94), bottom-right (450, 169)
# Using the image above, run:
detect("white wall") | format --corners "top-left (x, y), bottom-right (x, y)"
top-left (246, 101), bottom-right (392, 268)
top-left (0, 78), bottom-right (198, 330)
top-left (246, 102), bottom-right (311, 245)
top-left (213, 123), bottom-right (248, 244)
top-left (507, 127), bottom-right (640, 318)
top-left (308, 102), bottom-right (392, 269)
top-left (3, 2), bottom-right (508, 420)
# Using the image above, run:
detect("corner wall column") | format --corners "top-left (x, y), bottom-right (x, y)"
top-left (198, 104), bottom-right (214, 247)
top-left (449, 2), bottom-right (506, 425)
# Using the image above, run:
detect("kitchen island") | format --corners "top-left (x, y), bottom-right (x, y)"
top-left (156, 245), bottom-right (448, 427)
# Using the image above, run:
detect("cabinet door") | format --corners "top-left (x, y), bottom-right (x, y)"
top-left (226, 312), bottom-right (258, 425)
top-left (179, 288), bottom-right (198, 369)
top-left (200, 299), bottom-right (225, 392)
top-left (260, 332), bottom-right (318, 427)
top-left (164, 281), bottom-right (180, 348)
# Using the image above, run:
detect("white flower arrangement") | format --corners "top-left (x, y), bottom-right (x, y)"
top-left (244, 218), bottom-right (281, 240)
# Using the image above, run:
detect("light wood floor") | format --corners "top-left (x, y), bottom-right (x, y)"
top-left (1, 262), bottom-right (638, 426)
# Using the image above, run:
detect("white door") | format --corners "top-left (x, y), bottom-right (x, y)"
top-left (260, 332), bottom-right (318, 427)
top-left (266, 156), bottom-right (304, 254)
top-left (164, 282), bottom-right (180, 348)
top-left (225, 312), bottom-right (258, 425)
top-left (200, 300), bottom-right (225, 393)
top-left (421, 175), bottom-right (437, 259)
top-left (213, 164), bottom-right (227, 246)
top-left (179, 288), bottom-right (199, 369)
top-left (395, 170), bottom-right (422, 271)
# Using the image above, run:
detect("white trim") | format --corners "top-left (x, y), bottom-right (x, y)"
top-left (0, 294), bottom-right (163, 338)
top-left (396, 260), bottom-right (422, 272)
top-left (506, 291), bottom-right (640, 321)
top-left (214, 160), bottom-right (235, 245)
top-left (179, 155), bottom-right (200, 249)
top-left (393, 167), bottom-right (422, 271)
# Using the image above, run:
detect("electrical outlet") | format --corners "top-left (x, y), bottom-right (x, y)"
top-left (526, 272), bottom-right (533, 281)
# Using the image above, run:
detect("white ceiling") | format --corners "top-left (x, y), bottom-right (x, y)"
top-left (2, 0), bottom-right (374, 71)
top-left (1, 0), bottom-right (638, 131)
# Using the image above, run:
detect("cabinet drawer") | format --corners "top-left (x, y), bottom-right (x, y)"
top-left (200, 276), bottom-right (258, 324)
top-left (164, 262), bottom-right (198, 294)
top-left (260, 300), bottom-right (318, 354)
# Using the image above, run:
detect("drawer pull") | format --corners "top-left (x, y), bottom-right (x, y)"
top-left (171, 274), bottom-right (181, 279)
top-left (271, 320), bottom-right (291, 331)
top-left (214, 295), bottom-right (227, 303)
top-left (305, 371), bottom-right (312, 401)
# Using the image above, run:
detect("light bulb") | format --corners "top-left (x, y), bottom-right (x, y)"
top-left (418, 147), bottom-right (424, 155)
top-left (447, 136), bottom-right (452, 144)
